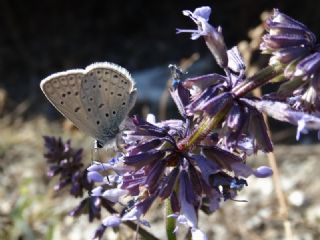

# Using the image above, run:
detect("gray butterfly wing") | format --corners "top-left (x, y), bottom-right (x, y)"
top-left (40, 62), bottom-right (137, 146)
top-left (40, 69), bottom-right (101, 139)
top-left (80, 62), bottom-right (137, 145)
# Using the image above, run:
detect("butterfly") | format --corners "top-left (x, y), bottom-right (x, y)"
top-left (40, 62), bottom-right (137, 147)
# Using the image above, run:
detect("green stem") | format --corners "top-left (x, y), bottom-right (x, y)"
top-left (232, 64), bottom-right (284, 97)
top-left (178, 103), bottom-right (232, 150)
top-left (165, 198), bottom-right (177, 240)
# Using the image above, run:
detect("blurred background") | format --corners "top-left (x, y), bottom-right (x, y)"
top-left (1, 0), bottom-right (320, 239)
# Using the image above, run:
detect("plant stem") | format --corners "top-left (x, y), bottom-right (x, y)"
top-left (232, 64), bottom-right (284, 97)
top-left (165, 198), bottom-right (177, 240)
top-left (177, 103), bottom-right (232, 150)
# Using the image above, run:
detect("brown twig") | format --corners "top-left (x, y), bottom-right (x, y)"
top-left (253, 87), bottom-right (293, 240)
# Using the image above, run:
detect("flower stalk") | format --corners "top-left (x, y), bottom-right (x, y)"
top-left (165, 198), bottom-right (177, 240)
top-left (232, 64), bottom-right (284, 97)
top-left (178, 102), bottom-right (232, 150)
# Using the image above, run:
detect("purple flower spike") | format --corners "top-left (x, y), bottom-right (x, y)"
top-left (261, 8), bottom-right (316, 69)
top-left (177, 6), bottom-right (228, 69)
top-left (43, 136), bottom-right (91, 197)
top-left (261, 9), bottom-right (320, 110)
top-left (268, 9), bottom-right (316, 45)
top-left (253, 166), bottom-right (273, 178)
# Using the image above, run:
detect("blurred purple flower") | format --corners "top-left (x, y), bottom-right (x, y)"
top-left (43, 136), bottom-right (92, 197)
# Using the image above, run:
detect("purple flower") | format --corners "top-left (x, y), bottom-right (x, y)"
top-left (261, 9), bottom-right (320, 112)
top-left (177, 6), bottom-right (228, 69)
top-left (183, 46), bottom-right (273, 153)
top-left (43, 136), bottom-right (91, 197)
top-left (261, 9), bottom-right (316, 61)
top-left (60, 107), bottom-right (266, 239)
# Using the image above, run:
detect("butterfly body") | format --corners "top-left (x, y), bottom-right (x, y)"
top-left (40, 62), bottom-right (137, 146)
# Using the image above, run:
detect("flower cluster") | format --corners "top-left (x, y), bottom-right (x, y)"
top-left (43, 5), bottom-right (320, 240)
top-left (261, 9), bottom-right (320, 112)
top-left (43, 136), bottom-right (90, 197)
top-left (87, 113), bottom-right (272, 239)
